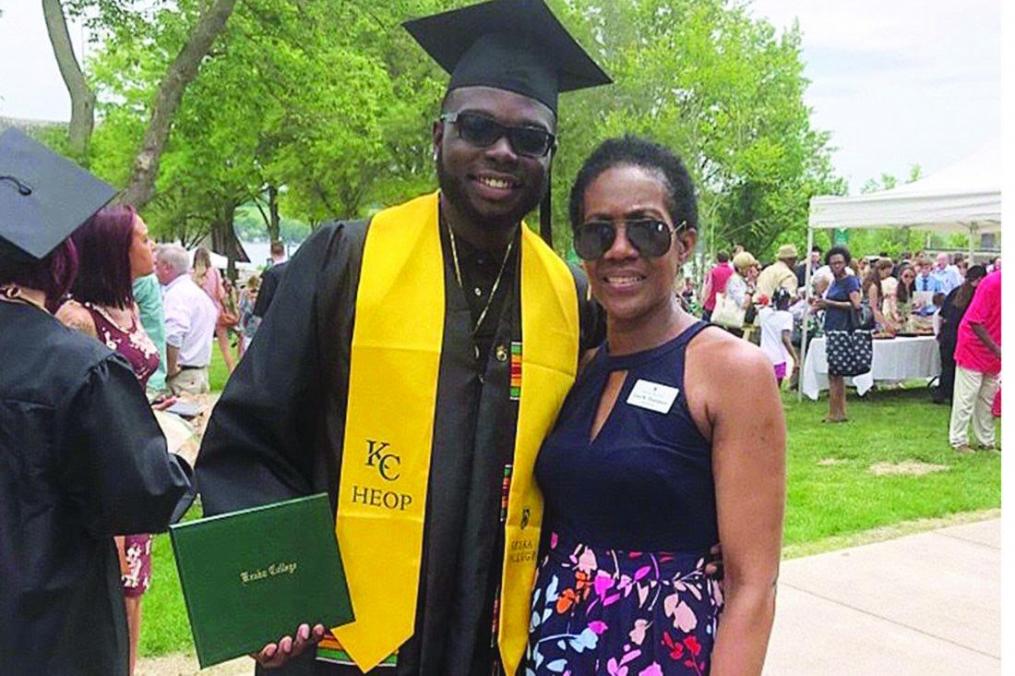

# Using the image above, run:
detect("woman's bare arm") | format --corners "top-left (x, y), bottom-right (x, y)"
top-left (687, 334), bottom-right (785, 675)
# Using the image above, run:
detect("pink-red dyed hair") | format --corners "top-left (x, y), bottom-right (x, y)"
top-left (70, 204), bottom-right (138, 309)
top-left (0, 239), bottom-right (80, 312)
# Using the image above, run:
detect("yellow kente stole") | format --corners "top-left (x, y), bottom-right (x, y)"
top-left (331, 191), bottom-right (579, 673)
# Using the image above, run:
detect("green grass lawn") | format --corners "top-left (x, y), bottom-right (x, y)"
top-left (140, 375), bottom-right (1001, 657)
top-left (141, 502), bottom-right (201, 657)
top-left (207, 337), bottom-right (234, 392)
top-left (781, 386), bottom-right (1000, 548)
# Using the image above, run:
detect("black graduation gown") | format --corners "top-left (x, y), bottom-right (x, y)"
top-left (253, 261), bottom-right (287, 318)
top-left (935, 287), bottom-right (968, 401)
top-left (0, 302), bottom-right (195, 676)
top-left (197, 218), bottom-right (601, 676)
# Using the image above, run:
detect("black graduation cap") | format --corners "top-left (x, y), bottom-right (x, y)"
top-left (0, 128), bottom-right (117, 265)
top-left (403, 0), bottom-right (612, 115)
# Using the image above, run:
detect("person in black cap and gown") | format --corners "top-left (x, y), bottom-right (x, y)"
top-left (196, 1), bottom-right (615, 674)
top-left (0, 128), bottom-right (195, 676)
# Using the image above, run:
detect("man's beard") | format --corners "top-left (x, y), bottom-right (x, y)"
top-left (436, 152), bottom-right (546, 233)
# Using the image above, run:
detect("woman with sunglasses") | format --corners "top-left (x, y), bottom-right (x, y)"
top-left (526, 137), bottom-right (785, 675)
top-left (888, 262), bottom-right (917, 332)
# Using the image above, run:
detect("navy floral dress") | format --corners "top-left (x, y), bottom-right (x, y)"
top-left (527, 323), bottom-right (723, 675)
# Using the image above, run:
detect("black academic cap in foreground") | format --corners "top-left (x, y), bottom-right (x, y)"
top-left (403, 0), bottom-right (612, 114)
top-left (0, 128), bottom-right (117, 264)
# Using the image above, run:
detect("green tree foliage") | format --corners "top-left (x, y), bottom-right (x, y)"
top-left (86, 0), bottom-right (454, 244)
top-left (545, 0), bottom-right (843, 260)
top-left (74, 0), bottom-right (837, 260)
top-left (58, 0), bottom-right (237, 208)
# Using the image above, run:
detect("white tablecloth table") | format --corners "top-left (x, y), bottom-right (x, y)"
top-left (801, 335), bottom-right (941, 400)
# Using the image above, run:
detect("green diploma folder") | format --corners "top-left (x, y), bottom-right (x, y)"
top-left (170, 493), bottom-right (354, 668)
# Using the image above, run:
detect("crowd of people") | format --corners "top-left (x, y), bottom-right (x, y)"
top-left (692, 242), bottom-right (1001, 439)
top-left (5, 0), bottom-right (1000, 675)
top-left (148, 243), bottom-right (281, 396)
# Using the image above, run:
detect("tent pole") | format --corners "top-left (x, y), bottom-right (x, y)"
top-left (798, 226), bottom-right (815, 402)
top-left (968, 224), bottom-right (975, 261)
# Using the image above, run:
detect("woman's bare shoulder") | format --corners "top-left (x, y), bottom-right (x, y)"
top-left (56, 300), bottom-right (97, 337)
top-left (683, 325), bottom-right (777, 433)
top-left (690, 325), bottom-right (770, 371)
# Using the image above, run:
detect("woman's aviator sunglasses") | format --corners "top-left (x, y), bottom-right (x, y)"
top-left (440, 112), bottom-right (556, 158)
top-left (574, 219), bottom-right (684, 261)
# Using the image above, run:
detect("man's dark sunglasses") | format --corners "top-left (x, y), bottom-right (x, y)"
top-left (574, 219), bottom-right (683, 260)
top-left (440, 112), bottom-right (556, 158)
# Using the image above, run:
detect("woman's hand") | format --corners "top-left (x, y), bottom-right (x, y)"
top-left (151, 395), bottom-right (177, 411)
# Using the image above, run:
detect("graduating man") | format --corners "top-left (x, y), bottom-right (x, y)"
top-left (196, 1), bottom-right (610, 674)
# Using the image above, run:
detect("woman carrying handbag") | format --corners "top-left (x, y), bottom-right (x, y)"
top-left (811, 246), bottom-right (870, 422)
top-left (712, 251), bottom-right (759, 335)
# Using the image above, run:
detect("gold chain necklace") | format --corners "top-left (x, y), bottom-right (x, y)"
top-left (445, 217), bottom-right (515, 336)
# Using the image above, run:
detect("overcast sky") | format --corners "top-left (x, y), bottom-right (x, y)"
top-left (0, 0), bottom-right (1001, 193)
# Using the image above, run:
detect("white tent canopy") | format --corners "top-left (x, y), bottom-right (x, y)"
top-left (798, 140), bottom-right (1000, 402)
top-left (808, 141), bottom-right (1001, 234)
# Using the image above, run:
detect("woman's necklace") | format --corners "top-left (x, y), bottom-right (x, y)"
top-left (85, 301), bottom-right (136, 334)
top-left (445, 217), bottom-right (515, 336)
top-left (0, 285), bottom-right (49, 314)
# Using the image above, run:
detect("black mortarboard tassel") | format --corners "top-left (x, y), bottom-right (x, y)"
top-left (0, 128), bottom-right (117, 266)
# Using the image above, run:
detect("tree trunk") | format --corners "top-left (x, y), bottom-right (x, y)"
top-left (210, 201), bottom-right (247, 279)
top-left (267, 184), bottom-right (280, 243)
top-left (120, 0), bottom-right (238, 209)
top-left (42, 0), bottom-right (95, 163)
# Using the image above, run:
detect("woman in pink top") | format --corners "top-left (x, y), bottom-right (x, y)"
top-left (701, 251), bottom-right (733, 321)
top-left (192, 247), bottom-right (237, 373)
top-left (948, 270), bottom-right (1001, 452)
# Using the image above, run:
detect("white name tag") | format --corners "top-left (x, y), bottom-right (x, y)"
top-left (626, 379), bottom-right (679, 414)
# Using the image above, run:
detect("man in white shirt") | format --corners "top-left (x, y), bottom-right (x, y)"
top-left (155, 244), bottom-right (218, 395)
top-left (931, 252), bottom-right (963, 294)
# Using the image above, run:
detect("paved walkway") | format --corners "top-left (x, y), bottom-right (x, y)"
top-left (139, 519), bottom-right (1000, 675)
top-left (765, 518), bottom-right (1000, 675)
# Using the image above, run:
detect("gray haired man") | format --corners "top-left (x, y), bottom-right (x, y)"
top-left (154, 244), bottom-right (218, 395)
